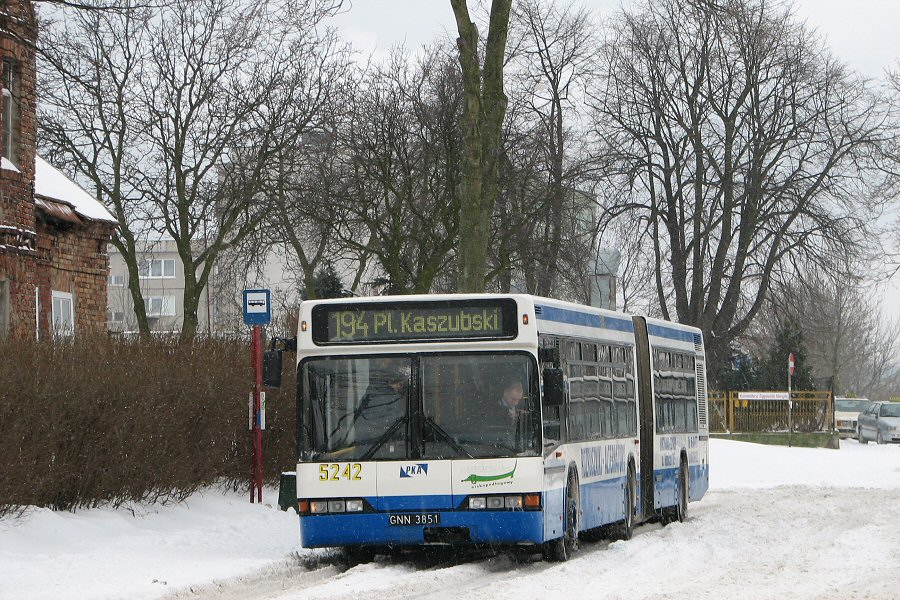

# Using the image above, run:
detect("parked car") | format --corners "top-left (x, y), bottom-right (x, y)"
top-left (834, 398), bottom-right (871, 439)
top-left (857, 402), bottom-right (900, 445)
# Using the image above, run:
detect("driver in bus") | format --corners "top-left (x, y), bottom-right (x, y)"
top-left (499, 378), bottom-right (527, 422)
top-left (492, 377), bottom-right (533, 451)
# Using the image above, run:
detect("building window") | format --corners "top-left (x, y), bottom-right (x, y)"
top-left (106, 310), bottom-right (125, 323)
top-left (138, 258), bottom-right (176, 279)
top-left (108, 274), bottom-right (125, 286)
top-left (51, 291), bottom-right (75, 337)
top-left (144, 295), bottom-right (176, 317)
top-left (1, 59), bottom-right (18, 166)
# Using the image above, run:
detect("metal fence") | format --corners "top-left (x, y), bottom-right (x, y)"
top-left (707, 390), bottom-right (833, 434)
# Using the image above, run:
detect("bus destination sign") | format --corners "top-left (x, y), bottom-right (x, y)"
top-left (312, 299), bottom-right (518, 344)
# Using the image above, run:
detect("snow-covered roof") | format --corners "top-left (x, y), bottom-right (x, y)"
top-left (34, 156), bottom-right (117, 224)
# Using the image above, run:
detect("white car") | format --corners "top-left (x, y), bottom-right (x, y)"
top-left (834, 398), bottom-right (871, 439)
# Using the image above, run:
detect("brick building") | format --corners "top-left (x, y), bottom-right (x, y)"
top-left (1, 1), bottom-right (116, 338)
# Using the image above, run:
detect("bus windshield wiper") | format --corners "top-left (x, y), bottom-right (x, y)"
top-left (424, 417), bottom-right (474, 458)
top-left (361, 417), bottom-right (407, 460)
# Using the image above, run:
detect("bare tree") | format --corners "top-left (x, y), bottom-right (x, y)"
top-left (40, 0), bottom-right (344, 339)
top-left (748, 265), bottom-right (900, 398)
top-left (333, 47), bottom-right (462, 294)
top-left (226, 25), bottom-right (352, 303)
top-left (591, 0), bottom-right (892, 372)
top-left (39, 3), bottom-right (157, 333)
top-left (506, 0), bottom-right (596, 297)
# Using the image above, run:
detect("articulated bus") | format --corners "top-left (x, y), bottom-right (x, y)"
top-left (268, 294), bottom-right (709, 561)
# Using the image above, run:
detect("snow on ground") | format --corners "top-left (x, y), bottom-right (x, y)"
top-left (1, 439), bottom-right (899, 600)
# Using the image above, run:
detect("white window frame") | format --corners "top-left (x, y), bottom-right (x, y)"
top-left (108, 274), bottom-right (126, 286)
top-left (144, 295), bottom-right (176, 317)
top-left (138, 258), bottom-right (176, 279)
top-left (51, 291), bottom-right (75, 337)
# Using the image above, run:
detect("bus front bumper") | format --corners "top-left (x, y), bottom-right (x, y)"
top-left (299, 509), bottom-right (545, 548)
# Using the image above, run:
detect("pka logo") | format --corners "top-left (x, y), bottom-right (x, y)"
top-left (399, 463), bottom-right (429, 478)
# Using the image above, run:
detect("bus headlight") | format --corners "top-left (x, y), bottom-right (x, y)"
top-left (486, 497), bottom-right (505, 509)
top-left (505, 496), bottom-right (523, 509)
top-left (467, 494), bottom-right (540, 510)
top-left (304, 498), bottom-right (367, 515)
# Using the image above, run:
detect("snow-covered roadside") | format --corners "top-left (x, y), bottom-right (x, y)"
top-left (0, 489), bottom-right (302, 600)
top-left (1, 439), bottom-right (898, 600)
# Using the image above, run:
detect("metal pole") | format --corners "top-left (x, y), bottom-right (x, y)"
top-left (251, 325), bottom-right (263, 503)
top-left (788, 370), bottom-right (793, 447)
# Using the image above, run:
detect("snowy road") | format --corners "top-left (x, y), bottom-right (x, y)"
top-left (3, 439), bottom-right (899, 600)
top-left (169, 486), bottom-right (900, 600)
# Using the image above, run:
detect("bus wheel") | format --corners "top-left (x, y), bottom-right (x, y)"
top-left (545, 471), bottom-right (579, 561)
top-left (341, 546), bottom-right (376, 565)
top-left (661, 458), bottom-right (689, 525)
top-left (859, 427), bottom-right (867, 444)
top-left (611, 463), bottom-right (635, 541)
top-left (674, 459), bottom-right (689, 523)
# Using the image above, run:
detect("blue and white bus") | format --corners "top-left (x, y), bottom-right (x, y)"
top-left (269, 294), bottom-right (709, 561)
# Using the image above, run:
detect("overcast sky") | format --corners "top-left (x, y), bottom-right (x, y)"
top-left (334, 0), bottom-right (900, 77)
top-left (331, 0), bottom-right (900, 320)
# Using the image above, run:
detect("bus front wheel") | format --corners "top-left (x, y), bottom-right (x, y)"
top-left (341, 546), bottom-right (376, 565)
top-left (544, 471), bottom-right (579, 561)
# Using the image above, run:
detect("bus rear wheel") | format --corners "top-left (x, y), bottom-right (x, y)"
top-left (544, 471), bottom-right (579, 561)
top-left (661, 458), bottom-right (689, 525)
top-left (611, 463), bottom-right (635, 541)
top-left (674, 460), bottom-right (689, 522)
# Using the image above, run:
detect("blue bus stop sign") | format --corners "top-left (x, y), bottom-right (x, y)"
top-left (243, 289), bottom-right (271, 326)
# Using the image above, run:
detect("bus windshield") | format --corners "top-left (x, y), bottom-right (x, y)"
top-left (300, 353), bottom-right (540, 461)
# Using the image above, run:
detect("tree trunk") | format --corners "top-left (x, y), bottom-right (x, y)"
top-left (451, 0), bottom-right (512, 292)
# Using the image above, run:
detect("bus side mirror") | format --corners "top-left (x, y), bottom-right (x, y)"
top-left (542, 368), bottom-right (565, 406)
top-left (539, 346), bottom-right (560, 366)
top-left (263, 350), bottom-right (283, 388)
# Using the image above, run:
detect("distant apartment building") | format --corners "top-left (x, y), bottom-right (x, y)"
top-left (107, 241), bottom-right (302, 335)
top-left (107, 239), bottom-right (201, 333)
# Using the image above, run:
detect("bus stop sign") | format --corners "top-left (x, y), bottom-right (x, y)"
top-left (243, 289), bottom-right (271, 326)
